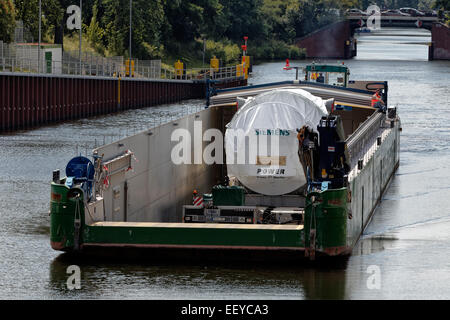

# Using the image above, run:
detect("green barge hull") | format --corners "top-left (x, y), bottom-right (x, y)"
top-left (50, 79), bottom-right (401, 262)
top-left (51, 183), bottom-right (353, 260)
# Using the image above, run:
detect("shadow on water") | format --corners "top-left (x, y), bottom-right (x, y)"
top-left (49, 253), bottom-right (350, 299)
top-left (353, 233), bottom-right (399, 256)
top-left (33, 224), bottom-right (50, 236)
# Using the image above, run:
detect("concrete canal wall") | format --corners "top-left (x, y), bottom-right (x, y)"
top-left (430, 23), bottom-right (450, 60)
top-left (295, 20), bottom-right (356, 59)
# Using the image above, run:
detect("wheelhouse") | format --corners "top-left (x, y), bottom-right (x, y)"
top-left (304, 64), bottom-right (350, 87)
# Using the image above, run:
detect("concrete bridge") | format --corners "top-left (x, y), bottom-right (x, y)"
top-left (295, 15), bottom-right (449, 61)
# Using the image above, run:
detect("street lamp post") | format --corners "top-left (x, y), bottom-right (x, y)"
top-left (79, 0), bottom-right (82, 75)
top-left (202, 36), bottom-right (206, 68)
top-left (38, 0), bottom-right (41, 73)
top-left (243, 36), bottom-right (248, 56)
top-left (129, 0), bottom-right (132, 77)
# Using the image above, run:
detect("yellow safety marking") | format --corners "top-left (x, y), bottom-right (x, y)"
top-left (335, 101), bottom-right (373, 109)
top-left (118, 76), bottom-right (121, 104)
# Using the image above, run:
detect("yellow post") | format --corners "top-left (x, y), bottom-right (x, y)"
top-left (210, 56), bottom-right (219, 72)
top-left (125, 59), bottom-right (135, 77)
top-left (118, 76), bottom-right (121, 109)
top-left (175, 60), bottom-right (184, 77)
top-left (236, 64), bottom-right (243, 77)
top-left (241, 56), bottom-right (250, 79)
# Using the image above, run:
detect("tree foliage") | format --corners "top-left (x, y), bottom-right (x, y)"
top-left (0, 0), bottom-right (16, 43)
top-left (1, 0), bottom-right (442, 60)
top-left (433, 0), bottom-right (450, 10)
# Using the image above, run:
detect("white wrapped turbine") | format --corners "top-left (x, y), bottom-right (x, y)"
top-left (225, 88), bottom-right (329, 196)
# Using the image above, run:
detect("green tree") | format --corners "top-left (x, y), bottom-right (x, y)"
top-left (163, 0), bottom-right (224, 43)
top-left (433, 0), bottom-right (450, 10)
top-left (101, 0), bottom-right (166, 58)
top-left (87, 0), bottom-right (104, 53)
top-left (14, 0), bottom-right (63, 43)
top-left (43, 0), bottom-right (64, 44)
top-left (0, 0), bottom-right (16, 42)
top-left (219, 0), bottom-right (268, 42)
top-left (261, 0), bottom-right (297, 43)
top-left (433, 0), bottom-right (450, 23)
top-left (102, 0), bottom-right (127, 55)
top-left (14, 0), bottom-right (41, 41)
top-left (283, 0), bottom-right (340, 38)
top-left (131, 0), bottom-right (167, 59)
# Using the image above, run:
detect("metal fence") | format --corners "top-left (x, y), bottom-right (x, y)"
top-left (134, 59), bottom-right (161, 79)
top-left (14, 21), bottom-right (34, 43)
top-left (0, 42), bottom-right (245, 82)
top-left (62, 50), bottom-right (125, 77)
top-left (160, 65), bottom-right (243, 81)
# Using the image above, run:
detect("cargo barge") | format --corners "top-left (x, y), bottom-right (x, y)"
top-left (50, 65), bottom-right (401, 261)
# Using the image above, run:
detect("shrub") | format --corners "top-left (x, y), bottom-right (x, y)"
top-left (251, 40), bottom-right (306, 61)
top-left (205, 40), bottom-right (241, 65)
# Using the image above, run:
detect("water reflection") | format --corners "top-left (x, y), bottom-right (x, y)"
top-left (49, 254), bottom-right (349, 300)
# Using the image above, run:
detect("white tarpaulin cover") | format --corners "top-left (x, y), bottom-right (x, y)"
top-left (225, 88), bottom-right (328, 196)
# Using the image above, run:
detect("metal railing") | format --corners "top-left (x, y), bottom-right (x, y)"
top-left (134, 59), bottom-right (161, 79)
top-left (160, 65), bottom-right (244, 81)
top-left (0, 42), bottom-right (246, 82)
top-left (346, 111), bottom-right (385, 165)
top-left (0, 56), bottom-right (121, 77)
top-left (62, 50), bottom-right (126, 77)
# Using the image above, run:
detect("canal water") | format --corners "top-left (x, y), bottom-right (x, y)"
top-left (1, 28), bottom-right (449, 299)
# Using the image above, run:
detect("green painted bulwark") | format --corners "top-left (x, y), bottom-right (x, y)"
top-left (50, 183), bottom-right (84, 251)
top-left (50, 181), bottom-right (351, 258)
top-left (83, 224), bottom-right (304, 249)
top-left (304, 188), bottom-right (349, 256)
top-left (50, 184), bottom-right (354, 258)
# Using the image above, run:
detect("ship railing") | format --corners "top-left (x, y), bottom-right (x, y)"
top-left (345, 111), bottom-right (386, 165)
